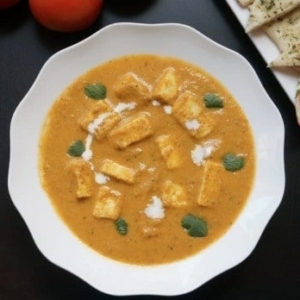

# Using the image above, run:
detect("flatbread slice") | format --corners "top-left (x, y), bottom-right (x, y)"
top-left (269, 45), bottom-right (300, 67)
top-left (237, 0), bottom-right (253, 7)
top-left (263, 7), bottom-right (300, 67)
top-left (295, 78), bottom-right (300, 124)
top-left (264, 7), bottom-right (300, 52)
top-left (246, 0), bottom-right (300, 32)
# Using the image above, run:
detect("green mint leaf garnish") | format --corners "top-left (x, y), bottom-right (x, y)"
top-left (114, 218), bottom-right (128, 236)
top-left (203, 93), bottom-right (224, 108)
top-left (181, 214), bottom-right (208, 237)
top-left (67, 140), bottom-right (85, 157)
top-left (85, 83), bottom-right (107, 100)
top-left (223, 153), bottom-right (245, 171)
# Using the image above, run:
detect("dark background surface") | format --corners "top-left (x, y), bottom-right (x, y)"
top-left (1, 1), bottom-right (300, 299)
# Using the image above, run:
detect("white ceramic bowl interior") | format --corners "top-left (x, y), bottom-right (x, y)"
top-left (8, 23), bottom-right (285, 296)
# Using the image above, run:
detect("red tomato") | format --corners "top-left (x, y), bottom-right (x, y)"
top-left (0, 0), bottom-right (21, 9)
top-left (28, 0), bottom-right (103, 32)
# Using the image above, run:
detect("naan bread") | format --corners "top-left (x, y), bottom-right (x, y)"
top-left (269, 45), bottom-right (300, 67)
top-left (237, 0), bottom-right (253, 7)
top-left (246, 0), bottom-right (300, 32)
top-left (264, 7), bottom-right (300, 52)
top-left (264, 8), bottom-right (300, 67)
top-left (295, 79), bottom-right (300, 124)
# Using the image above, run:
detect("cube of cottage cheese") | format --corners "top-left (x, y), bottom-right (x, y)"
top-left (93, 186), bottom-right (122, 220)
top-left (173, 91), bottom-right (215, 139)
top-left (99, 159), bottom-right (137, 184)
top-left (113, 72), bottom-right (151, 103)
top-left (161, 180), bottom-right (187, 208)
top-left (173, 91), bottom-right (202, 121)
top-left (155, 134), bottom-right (182, 170)
top-left (70, 159), bottom-right (94, 199)
top-left (152, 67), bottom-right (179, 105)
top-left (80, 101), bottom-right (121, 141)
top-left (197, 160), bottom-right (223, 207)
top-left (108, 113), bottom-right (153, 149)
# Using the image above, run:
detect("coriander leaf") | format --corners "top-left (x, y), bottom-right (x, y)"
top-left (85, 83), bottom-right (107, 100)
top-left (67, 140), bottom-right (85, 157)
top-left (203, 93), bottom-right (224, 108)
top-left (114, 218), bottom-right (128, 236)
top-left (181, 214), bottom-right (208, 237)
top-left (223, 153), bottom-right (245, 171)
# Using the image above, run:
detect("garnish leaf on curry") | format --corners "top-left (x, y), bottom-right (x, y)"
top-left (203, 93), bottom-right (224, 108)
top-left (67, 140), bottom-right (85, 157)
top-left (114, 218), bottom-right (128, 236)
top-left (84, 83), bottom-right (107, 100)
top-left (181, 214), bottom-right (208, 237)
top-left (223, 153), bottom-right (245, 171)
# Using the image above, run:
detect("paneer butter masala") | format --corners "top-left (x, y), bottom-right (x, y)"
top-left (39, 55), bottom-right (255, 265)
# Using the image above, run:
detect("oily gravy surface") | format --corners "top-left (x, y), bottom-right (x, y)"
top-left (39, 54), bottom-right (255, 265)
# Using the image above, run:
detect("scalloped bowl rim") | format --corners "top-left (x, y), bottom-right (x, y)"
top-left (8, 23), bottom-right (285, 296)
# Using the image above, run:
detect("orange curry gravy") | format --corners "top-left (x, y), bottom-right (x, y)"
top-left (39, 54), bottom-right (255, 265)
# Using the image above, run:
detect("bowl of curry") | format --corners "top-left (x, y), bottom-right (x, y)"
top-left (8, 23), bottom-right (285, 296)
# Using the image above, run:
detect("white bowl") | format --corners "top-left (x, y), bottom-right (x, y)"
top-left (8, 23), bottom-right (285, 296)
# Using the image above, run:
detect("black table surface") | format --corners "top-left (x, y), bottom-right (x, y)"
top-left (1, 1), bottom-right (300, 299)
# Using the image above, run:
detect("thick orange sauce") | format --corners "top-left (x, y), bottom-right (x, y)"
top-left (39, 55), bottom-right (255, 265)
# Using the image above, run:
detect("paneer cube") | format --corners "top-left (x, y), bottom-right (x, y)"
top-left (70, 159), bottom-right (94, 199)
top-left (99, 159), bottom-right (137, 184)
top-left (173, 91), bottom-right (202, 121)
top-left (93, 186), bottom-right (122, 220)
top-left (113, 72), bottom-right (151, 103)
top-left (152, 67), bottom-right (178, 105)
top-left (173, 91), bottom-right (215, 139)
top-left (80, 101), bottom-right (121, 141)
top-left (155, 135), bottom-right (182, 169)
top-left (197, 160), bottom-right (223, 207)
top-left (141, 225), bottom-right (160, 238)
top-left (161, 180), bottom-right (187, 208)
top-left (188, 113), bottom-right (215, 139)
top-left (137, 213), bottom-right (161, 238)
top-left (108, 113), bottom-right (153, 149)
